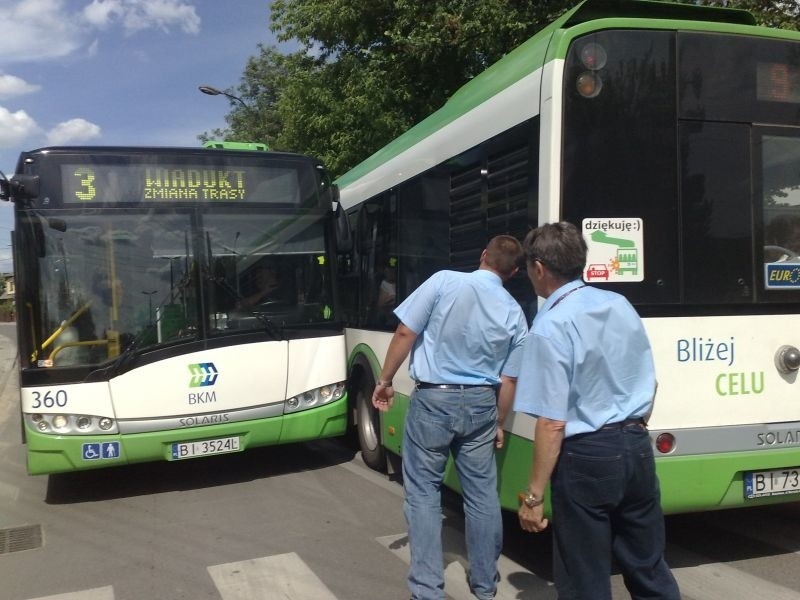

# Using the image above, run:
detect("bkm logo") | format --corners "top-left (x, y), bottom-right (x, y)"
top-left (188, 362), bottom-right (218, 387)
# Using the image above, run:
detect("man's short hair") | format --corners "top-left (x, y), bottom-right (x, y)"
top-left (523, 222), bottom-right (586, 280)
top-left (485, 235), bottom-right (523, 278)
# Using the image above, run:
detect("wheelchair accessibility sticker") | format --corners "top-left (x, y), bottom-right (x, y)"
top-left (82, 442), bottom-right (120, 461)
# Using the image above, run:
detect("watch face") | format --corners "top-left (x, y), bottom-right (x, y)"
top-left (524, 493), bottom-right (541, 507)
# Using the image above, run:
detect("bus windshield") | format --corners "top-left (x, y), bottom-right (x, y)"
top-left (18, 206), bottom-right (334, 369)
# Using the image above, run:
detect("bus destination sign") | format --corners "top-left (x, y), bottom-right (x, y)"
top-left (60, 163), bottom-right (299, 204)
top-left (757, 62), bottom-right (800, 104)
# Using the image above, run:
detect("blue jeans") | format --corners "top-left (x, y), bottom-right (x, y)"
top-left (551, 422), bottom-right (681, 600)
top-left (402, 386), bottom-right (501, 600)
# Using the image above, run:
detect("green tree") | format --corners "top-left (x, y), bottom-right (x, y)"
top-left (201, 0), bottom-right (800, 177)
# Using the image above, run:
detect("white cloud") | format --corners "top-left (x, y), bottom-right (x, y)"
top-left (83, 0), bottom-right (201, 35)
top-left (82, 0), bottom-right (122, 28)
top-left (46, 118), bottom-right (101, 145)
top-left (0, 0), bottom-right (83, 63)
top-left (0, 73), bottom-right (40, 99)
top-left (0, 0), bottom-right (201, 66)
top-left (0, 105), bottom-right (39, 146)
top-left (87, 39), bottom-right (100, 57)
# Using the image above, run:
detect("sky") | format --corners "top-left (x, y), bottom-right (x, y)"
top-left (0, 0), bottom-right (286, 273)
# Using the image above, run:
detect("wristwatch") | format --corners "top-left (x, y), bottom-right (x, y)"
top-left (518, 491), bottom-right (544, 508)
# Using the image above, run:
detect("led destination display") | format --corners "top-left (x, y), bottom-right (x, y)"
top-left (60, 163), bottom-right (301, 204)
top-left (757, 62), bottom-right (800, 104)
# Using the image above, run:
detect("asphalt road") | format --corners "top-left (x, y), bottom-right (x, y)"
top-left (1, 322), bottom-right (799, 600)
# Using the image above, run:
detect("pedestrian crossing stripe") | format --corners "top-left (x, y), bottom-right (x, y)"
top-left (668, 543), bottom-right (800, 600)
top-left (209, 552), bottom-right (338, 600)
top-left (24, 587), bottom-right (113, 600)
top-left (377, 526), bottom-right (553, 600)
top-left (18, 531), bottom-right (800, 600)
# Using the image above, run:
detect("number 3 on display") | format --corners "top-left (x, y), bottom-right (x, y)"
top-left (73, 168), bottom-right (96, 201)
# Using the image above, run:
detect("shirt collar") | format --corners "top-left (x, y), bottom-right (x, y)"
top-left (541, 278), bottom-right (585, 312)
top-left (473, 268), bottom-right (503, 285)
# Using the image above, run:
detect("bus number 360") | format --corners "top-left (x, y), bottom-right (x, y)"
top-left (31, 390), bottom-right (68, 409)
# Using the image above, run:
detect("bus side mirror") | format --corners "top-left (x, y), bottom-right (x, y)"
top-left (10, 175), bottom-right (40, 201)
top-left (333, 187), bottom-right (353, 254)
top-left (0, 178), bottom-right (8, 202)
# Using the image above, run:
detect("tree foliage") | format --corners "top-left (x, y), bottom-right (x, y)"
top-left (201, 0), bottom-right (800, 178)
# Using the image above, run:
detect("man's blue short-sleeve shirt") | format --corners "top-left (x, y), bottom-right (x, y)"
top-left (394, 269), bottom-right (528, 385)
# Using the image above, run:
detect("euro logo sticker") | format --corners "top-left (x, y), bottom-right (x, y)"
top-left (188, 362), bottom-right (218, 387)
top-left (765, 263), bottom-right (800, 289)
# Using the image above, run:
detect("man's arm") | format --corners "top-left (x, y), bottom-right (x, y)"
top-left (495, 374), bottom-right (517, 449)
top-left (518, 416), bottom-right (565, 532)
top-left (371, 322), bottom-right (417, 412)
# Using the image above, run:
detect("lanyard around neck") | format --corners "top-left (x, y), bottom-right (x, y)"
top-left (549, 284), bottom-right (586, 310)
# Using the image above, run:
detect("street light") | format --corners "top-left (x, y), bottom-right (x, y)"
top-left (141, 290), bottom-right (157, 325)
top-left (198, 84), bottom-right (249, 110)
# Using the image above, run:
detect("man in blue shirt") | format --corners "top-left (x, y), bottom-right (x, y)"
top-left (514, 222), bottom-right (680, 600)
top-left (372, 235), bottom-right (529, 600)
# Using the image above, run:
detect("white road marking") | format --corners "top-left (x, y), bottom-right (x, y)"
top-left (377, 525), bottom-right (555, 599)
top-left (24, 587), bottom-right (114, 600)
top-left (668, 545), bottom-right (800, 600)
top-left (208, 552), bottom-right (338, 600)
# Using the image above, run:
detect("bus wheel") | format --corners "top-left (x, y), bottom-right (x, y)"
top-left (357, 374), bottom-right (386, 471)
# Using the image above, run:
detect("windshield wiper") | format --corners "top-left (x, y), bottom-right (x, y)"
top-left (252, 312), bottom-right (284, 340)
top-left (103, 322), bottom-right (158, 379)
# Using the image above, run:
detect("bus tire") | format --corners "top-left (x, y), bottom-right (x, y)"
top-left (356, 373), bottom-right (386, 472)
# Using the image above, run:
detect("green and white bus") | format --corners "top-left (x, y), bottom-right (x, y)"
top-left (0, 142), bottom-right (349, 475)
top-left (337, 0), bottom-right (800, 514)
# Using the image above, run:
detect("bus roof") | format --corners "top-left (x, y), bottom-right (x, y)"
top-left (561, 0), bottom-right (755, 28)
top-left (16, 145), bottom-right (317, 166)
top-left (335, 0), bottom-right (766, 200)
top-left (203, 141), bottom-right (270, 151)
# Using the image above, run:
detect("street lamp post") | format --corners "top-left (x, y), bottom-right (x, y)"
top-left (198, 85), bottom-right (249, 110)
top-left (141, 290), bottom-right (157, 325)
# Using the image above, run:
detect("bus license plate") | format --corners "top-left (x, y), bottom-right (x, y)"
top-left (171, 436), bottom-right (241, 460)
top-left (744, 467), bottom-right (800, 499)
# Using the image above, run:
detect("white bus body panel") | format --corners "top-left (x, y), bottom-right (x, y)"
top-left (508, 314), bottom-right (800, 442)
top-left (644, 315), bottom-right (800, 428)
top-left (21, 382), bottom-right (114, 417)
top-left (21, 336), bottom-right (346, 422)
top-left (286, 335), bottom-right (346, 398)
top-left (538, 58), bottom-right (566, 228)
top-left (345, 328), bottom-right (413, 393)
top-left (339, 68), bottom-right (544, 210)
top-left (109, 341), bottom-right (289, 419)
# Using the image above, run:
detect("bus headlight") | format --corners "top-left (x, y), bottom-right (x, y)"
top-left (285, 381), bottom-right (346, 414)
top-left (24, 414), bottom-right (119, 435)
top-left (577, 72), bottom-right (603, 98)
top-left (580, 42), bottom-right (607, 70)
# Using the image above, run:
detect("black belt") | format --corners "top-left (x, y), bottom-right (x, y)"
top-left (600, 417), bottom-right (646, 430)
top-left (416, 382), bottom-right (493, 390)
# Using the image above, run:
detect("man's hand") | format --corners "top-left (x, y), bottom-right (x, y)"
top-left (518, 503), bottom-right (548, 533)
top-left (371, 383), bottom-right (394, 412)
top-left (495, 426), bottom-right (505, 449)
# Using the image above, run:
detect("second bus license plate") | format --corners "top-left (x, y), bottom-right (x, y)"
top-left (171, 436), bottom-right (241, 460)
top-left (744, 467), bottom-right (800, 499)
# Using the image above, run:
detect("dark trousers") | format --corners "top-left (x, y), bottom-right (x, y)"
top-left (550, 422), bottom-right (681, 600)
